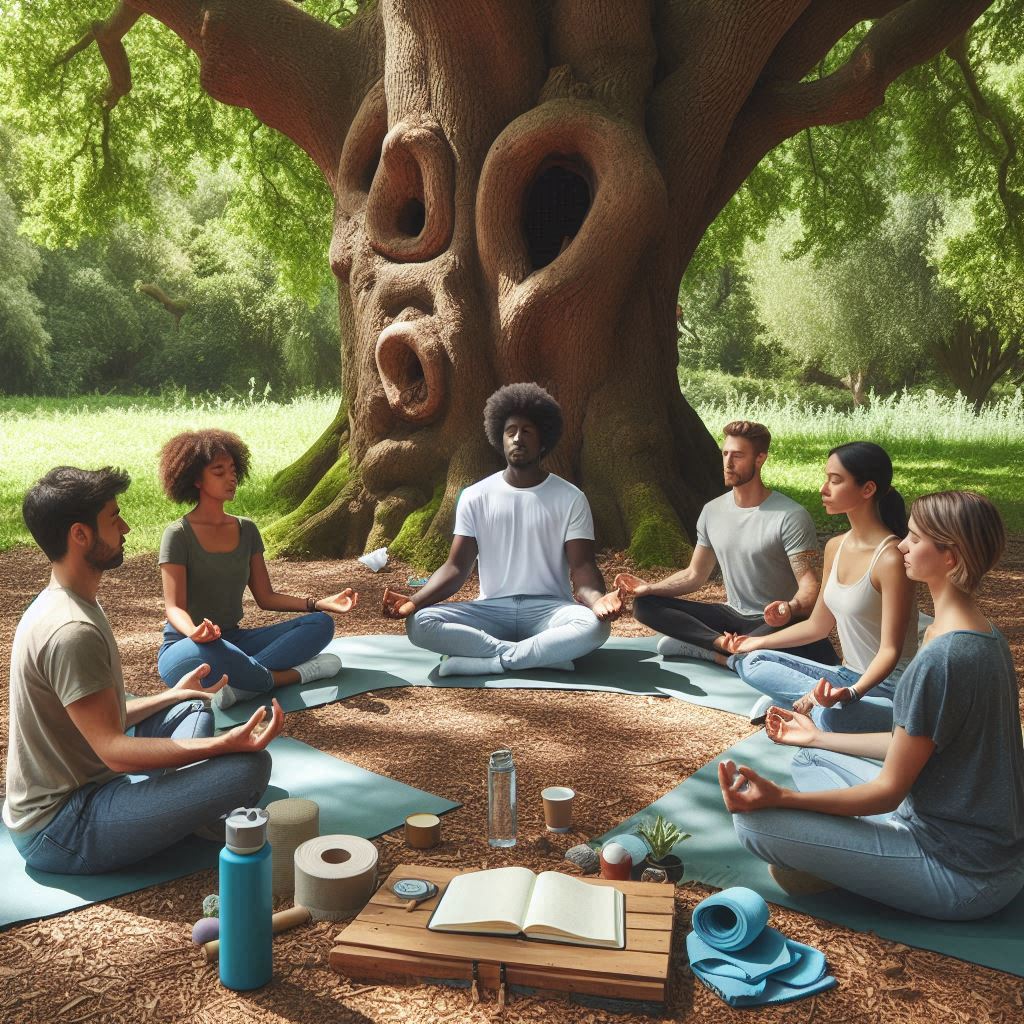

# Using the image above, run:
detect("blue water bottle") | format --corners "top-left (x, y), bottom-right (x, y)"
top-left (219, 807), bottom-right (272, 990)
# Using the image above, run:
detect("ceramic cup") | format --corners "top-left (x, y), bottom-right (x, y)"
top-left (541, 786), bottom-right (575, 833)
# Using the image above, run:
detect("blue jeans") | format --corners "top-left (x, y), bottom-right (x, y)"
top-left (406, 596), bottom-right (611, 671)
top-left (10, 700), bottom-right (271, 874)
top-left (732, 649), bottom-right (899, 733)
top-left (157, 612), bottom-right (334, 694)
top-left (732, 748), bottom-right (1024, 920)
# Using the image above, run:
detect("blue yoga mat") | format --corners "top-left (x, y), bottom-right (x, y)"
top-left (0, 737), bottom-right (458, 930)
top-left (214, 634), bottom-right (747, 728)
top-left (599, 729), bottom-right (1024, 977)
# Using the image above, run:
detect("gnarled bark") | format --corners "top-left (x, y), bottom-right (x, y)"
top-left (73, 0), bottom-right (996, 566)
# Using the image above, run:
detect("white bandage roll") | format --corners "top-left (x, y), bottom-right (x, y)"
top-left (293, 835), bottom-right (379, 921)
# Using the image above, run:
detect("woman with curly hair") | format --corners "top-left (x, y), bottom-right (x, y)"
top-left (156, 429), bottom-right (358, 708)
top-left (720, 491), bottom-right (1024, 920)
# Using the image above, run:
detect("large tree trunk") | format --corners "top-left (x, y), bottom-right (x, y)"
top-left (101, 0), bottom-right (994, 567)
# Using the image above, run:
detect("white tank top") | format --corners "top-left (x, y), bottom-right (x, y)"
top-left (823, 535), bottom-right (919, 674)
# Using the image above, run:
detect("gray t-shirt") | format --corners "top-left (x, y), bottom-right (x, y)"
top-left (894, 628), bottom-right (1024, 876)
top-left (695, 490), bottom-right (819, 616)
top-left (4, 584), bottom-right (127, 833)
top-left (159, 517), bottom-right (264, 631)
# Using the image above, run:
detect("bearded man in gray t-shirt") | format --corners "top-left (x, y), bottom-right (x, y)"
top-left (5, 466), bottom-right (283, 875)
top-left (618, 420), bottom-right (839, 668)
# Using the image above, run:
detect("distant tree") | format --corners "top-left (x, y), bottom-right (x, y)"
top-left (746, 197), bottom-right (955, 404)
top-left (0, 184), bottom-right (52, 392)
top-left (931, 315), bottom-right (1023, 411)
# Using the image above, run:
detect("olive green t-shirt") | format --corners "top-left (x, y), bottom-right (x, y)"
top-left (4, 584), bottom-right (127, 833)
top-left (159, 517), bottom-right (264, 631)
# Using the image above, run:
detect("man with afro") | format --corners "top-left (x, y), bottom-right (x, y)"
top-left (382, 383), bottom-right (621, 675)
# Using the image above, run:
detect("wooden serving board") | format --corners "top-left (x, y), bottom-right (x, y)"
top-left (330, 864), bottom-right (676, 1003)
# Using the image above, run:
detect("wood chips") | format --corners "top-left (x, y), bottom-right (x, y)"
top-left (1, 539), bottom-right (1022, 1023)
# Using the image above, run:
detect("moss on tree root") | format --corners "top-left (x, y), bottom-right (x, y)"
top-left (622, 483), bottom-right (693, 569)
top-left (387, 483), bottom-right (449, 572)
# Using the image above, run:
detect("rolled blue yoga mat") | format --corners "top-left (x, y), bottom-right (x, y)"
top-left (687, 887), bottom-right (837, 1007)
top-left (691, 886), bottom-right (770, 951)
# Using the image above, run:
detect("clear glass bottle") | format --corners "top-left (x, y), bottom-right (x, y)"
top-left (487, 749), bottom-right (517, 848)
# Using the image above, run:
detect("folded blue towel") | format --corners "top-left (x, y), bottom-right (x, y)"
top-left (687, 888), bottom-right (837, 1007)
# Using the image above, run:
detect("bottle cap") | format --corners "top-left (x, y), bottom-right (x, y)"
top-left (224, 807), bottom-right (269, 854)
top-left (489, 749), bottom-right (514, 770)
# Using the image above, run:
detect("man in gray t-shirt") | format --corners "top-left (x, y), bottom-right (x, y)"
top-left (621, 420), bottom-right (839, 667)
top-left (5, 466), bottom-right (282, 875)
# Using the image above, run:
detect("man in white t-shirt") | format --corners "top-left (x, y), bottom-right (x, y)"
top-left (617, 420), bottom-right (839, 668)
top-left (382, 383), bottom-right (622, 675)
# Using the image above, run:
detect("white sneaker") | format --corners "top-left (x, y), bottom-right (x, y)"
top-left (295, 652), bottom-right (342, 684)
top-left (438, 655), bottom-right (504, 677)
top-left (749, 694), bottom-right (774, 725)
top-left (212, 685), bottom-right (241, 711)
top-left (656, 636), bottom-right (717, 662)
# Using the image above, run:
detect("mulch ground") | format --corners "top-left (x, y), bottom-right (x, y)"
top-left (1, 539), bottom-right (1022, 1024)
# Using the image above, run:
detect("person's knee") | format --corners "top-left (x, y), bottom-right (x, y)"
top-left (405, 608), bottom-right (444, 645)
top-left (307, 611), bottom-right (335, 647)
top-left (732, 809), bottom-right (793, 860)
top-left (157, 646), bottom-right (205, 688)
top-left (633, 595), bottom-right (658, 627)
top-left (222, 749), bottom-right (272, 801)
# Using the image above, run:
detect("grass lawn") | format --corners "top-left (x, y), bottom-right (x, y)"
top-left (1, 388), bottom-right (1020, 555)
top-left (0, 393), bottom-right (339, 553)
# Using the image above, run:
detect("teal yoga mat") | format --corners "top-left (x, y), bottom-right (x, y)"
top-left (214, 634), bottom-right (746, 729)
top-left (0, 737), bottom-right (458, 931)
top-left (600, 729), bottom-right (1024, 977)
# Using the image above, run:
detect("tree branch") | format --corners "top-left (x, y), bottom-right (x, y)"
top-left (945, 32), bottom-right (1024, 252)
top-left (54, 3), bottom-right (144, 109)
top-left (119, 0), bottom-right (383, 183)
top-left (136, 282), bottom-right (190, 326)
top-left (699, 0), bottom-right (995, 241)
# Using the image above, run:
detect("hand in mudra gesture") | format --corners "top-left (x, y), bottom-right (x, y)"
top-left (765, 705), bottom-right (819, 747)
top-left (173, 662), bottom-right (229, 699)
top-left (613, 572), bottom-right (649, 596)
top-left (317, 589), bottom-right (359, 614)
top-left (381, 587), bottom-right (416, 619)
top-left (189, 618), bottom-right (222, 644)
top-left (718, 759), bottom-right (785, 812)
top-left (813, 678), bottom-right (854, 708)
top-left (763, 600), bottom-right (793, 627)
top-left (591, 588), bottom-right (624, 621)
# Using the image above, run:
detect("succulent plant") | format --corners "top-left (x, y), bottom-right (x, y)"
top-left (634, 815), bottom-right (691, 862)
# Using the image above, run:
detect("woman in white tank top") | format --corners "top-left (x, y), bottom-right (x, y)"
top-left (725, 442), bottom-right (918, 733)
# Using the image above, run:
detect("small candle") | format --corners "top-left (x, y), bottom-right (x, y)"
top-left (405, 813), bottom-right (442, 849)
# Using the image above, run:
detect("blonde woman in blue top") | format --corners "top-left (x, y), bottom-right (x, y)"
top-left (721, 491), bottom-right (1024, 919)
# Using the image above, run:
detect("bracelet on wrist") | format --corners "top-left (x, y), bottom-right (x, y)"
top-left (843, 687), bottom-right (862, 705)
top-left (306, 595), bottom-right (318, 612)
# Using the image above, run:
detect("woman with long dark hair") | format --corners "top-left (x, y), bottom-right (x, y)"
top-left (720, 491), bottom-right (1024, 920)
top-left (725, 442), bottom-right (917, 732)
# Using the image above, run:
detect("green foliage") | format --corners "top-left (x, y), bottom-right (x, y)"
top-left (0, 2), bottom-right (361, 302)
top-left (0, 181), bottom-right (51, 390)
top-left (634, 815), bottom-right (691, 862)
top-left (744, 197), bottom-right (955, 398)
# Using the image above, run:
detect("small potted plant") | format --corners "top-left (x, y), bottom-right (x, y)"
top-left (634, 815), bottom-right (690, 883)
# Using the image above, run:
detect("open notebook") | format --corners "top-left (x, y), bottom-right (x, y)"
top-left (427, 866), bottom-right (625, 949)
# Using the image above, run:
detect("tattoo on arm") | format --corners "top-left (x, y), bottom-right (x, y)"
top-left (790, 550), bottom-right (822, 581)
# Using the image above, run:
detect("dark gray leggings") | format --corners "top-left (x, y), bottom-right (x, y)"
top-left (633, 595), bottom-right (840, 666)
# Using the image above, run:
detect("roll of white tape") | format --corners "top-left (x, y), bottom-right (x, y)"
top-left (293, 835), bottom-right (379, 922)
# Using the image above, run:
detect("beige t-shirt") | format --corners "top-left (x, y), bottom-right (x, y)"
top-left (3, 583), bottom-right (127, 833)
